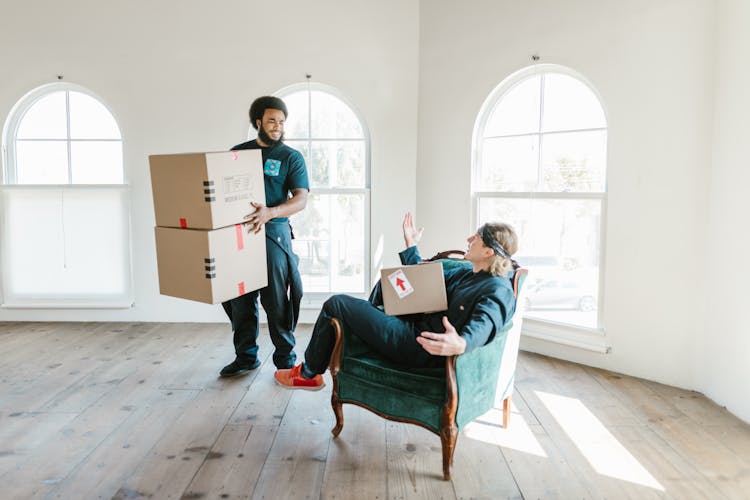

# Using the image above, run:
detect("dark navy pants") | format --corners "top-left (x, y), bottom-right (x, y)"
top-left (222, 222), bottom-right (299, 369)
top-left (303, 294), bottom-right (436, 374)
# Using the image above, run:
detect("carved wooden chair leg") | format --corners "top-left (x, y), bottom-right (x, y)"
top-left (331, 391), bottom-right (344, 437)
top-left (502, 396), bottom-right (511, 428)
top-left (329, 317), bottom-right (345, 438)
top-left (440, 355), bottom-right (459, 480)
top-left (440, 422), bottom-right (458, 480)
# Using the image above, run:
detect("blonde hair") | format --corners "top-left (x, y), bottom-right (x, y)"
top-left (483, 222), bottom-right (518, 277)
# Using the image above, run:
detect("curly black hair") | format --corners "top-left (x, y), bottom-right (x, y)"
top-left (249, 96), bottom-right (288, 130)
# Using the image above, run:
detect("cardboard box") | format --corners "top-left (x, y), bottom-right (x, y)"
top-left (155, 224), bottom-right (267, 304)
top-left (149, 150), bottom-right (264, 229)
top-left (380, 261), bottom-right (448, 315)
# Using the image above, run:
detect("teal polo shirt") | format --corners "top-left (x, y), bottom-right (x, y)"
top-left (231, 139), bottom-right (309, 222)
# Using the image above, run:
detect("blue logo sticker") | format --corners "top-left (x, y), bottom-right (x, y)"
top-left (264, 159), bottom-right (281, 176)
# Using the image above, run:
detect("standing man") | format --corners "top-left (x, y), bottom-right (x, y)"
top-left (220, 96), bottom-right (309, 377)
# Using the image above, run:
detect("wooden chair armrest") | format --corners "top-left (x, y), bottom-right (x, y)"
top-left (329, 317), bottom-right (344, 376)
top-left (443, 355), bottom-right (458, 426)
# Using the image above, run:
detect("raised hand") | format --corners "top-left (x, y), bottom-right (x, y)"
top-left (402, 212), bottom-right (424, 249)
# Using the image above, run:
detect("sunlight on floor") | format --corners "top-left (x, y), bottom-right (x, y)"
top-left (535, 390), bottom-right (664, 491)
top-left (464, 406), bottom-right (547, 457)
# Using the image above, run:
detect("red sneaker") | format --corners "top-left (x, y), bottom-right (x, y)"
top-left (274, 364), bottom-right (325, 391)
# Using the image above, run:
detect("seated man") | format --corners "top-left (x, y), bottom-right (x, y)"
top-left (274, 212), bottom-right (519, 390)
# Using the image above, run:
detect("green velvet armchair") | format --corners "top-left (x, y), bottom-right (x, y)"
top-left (328, 255), bottom-right (527, 480)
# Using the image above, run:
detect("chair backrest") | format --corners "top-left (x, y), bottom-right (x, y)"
top-left (512, 268), bottom-right (527, 298)
top-left (427, 249), bottom-right (466, 261)
top-left (497, 268), bottom-right (528, 402)
top-left (452, 265), bottom-right (528, 429)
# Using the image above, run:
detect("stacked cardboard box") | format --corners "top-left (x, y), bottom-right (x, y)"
top-left (149, 150), bottom-right (267, 304)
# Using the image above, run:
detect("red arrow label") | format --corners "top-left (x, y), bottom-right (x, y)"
top-left (396, 277), bottom-right (406, 291)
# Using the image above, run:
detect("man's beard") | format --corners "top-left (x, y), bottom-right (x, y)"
top-left (258, 127), bottom-right (283, 146)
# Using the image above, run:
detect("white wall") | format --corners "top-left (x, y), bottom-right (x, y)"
top-left (0, 0), bottom-right (420, 322)
top-left (703, 0), bottom-right (750, 423)
top-left (2, 0), bottom-right (747, 422)
top-left (416, 0), bottom-right (716, 391)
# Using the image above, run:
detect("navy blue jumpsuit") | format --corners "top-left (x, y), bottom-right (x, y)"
top-left (222, 139), bottom-right (309, 369)
top-left (301, 246), bottom-right (517, 374)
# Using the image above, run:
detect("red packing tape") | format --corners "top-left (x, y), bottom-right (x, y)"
top-left (180, 218), bottom-right (187, 228)
top-left (235, 224), bottom-right (244, 250)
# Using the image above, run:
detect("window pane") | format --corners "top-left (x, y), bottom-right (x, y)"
top-left (478, 196), bottom-right (601, 329)
top-left (15, 140), bottom-right (68, 184)
top-left (309, 142), bottom-right (332, 188)
top-left (477, 135), bottom-right (539, 191)
top-left (541, 130), bottom-right (606, 192)
top-left (309, 140), bottom-right (365, 189)
top-left (1, 188), bottom-right (129, 298)
top-left (283, 140), bottom-right (315, 185)
top-left (70, 141), bottom-right (124, 184)
top-left (292, 194), bottom-right (331, 293)
top-left (542, 73), bottom-right (606, 132)
top-left (484, 75), bottom-right (541, 137)
top-left (282, 91), bottom-right (310, 139)
top-left (291, 192), bottom-right (366, 294)
top-left (336, 141), bottom-right (365, 187)
top-left (310, 91), bottom-right (363, 139)
top-left (331, 193), bottom-right (365, 292)
top-left (16, 91), bottom-right (67, 139)
top-left (69, 91), bottom-right (121, 139)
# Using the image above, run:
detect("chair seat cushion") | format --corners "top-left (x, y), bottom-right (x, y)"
top-left (341, 353), bottom-right (446, 402)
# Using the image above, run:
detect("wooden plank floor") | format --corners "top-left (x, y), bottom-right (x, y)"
top-left (1, 322), bottom-right (749, 500)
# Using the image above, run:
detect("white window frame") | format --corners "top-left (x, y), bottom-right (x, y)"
top-left (1, 82), bottom-right (133, 308)
top-left (472, 64), bottom-right (609, 353)
top-left (273, 82), bottom-right (371, 306)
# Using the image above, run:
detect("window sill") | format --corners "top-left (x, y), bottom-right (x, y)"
top-left (1, 301), bottom-right (134, 309)
top-left (521, 317), bottom-right (610, 353)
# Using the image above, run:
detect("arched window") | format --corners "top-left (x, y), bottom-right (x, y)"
top-left (473, 66), bottom-right (606, 330)
top-left (273, 83), bottom-right (370, 296)
top-left (5, 86), bottom-right (123, 184)
top-left (1, 83), bottom-right (131, 307)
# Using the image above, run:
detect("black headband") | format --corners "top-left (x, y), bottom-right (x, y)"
top-left (480, 224), bottom-right (511, 259)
